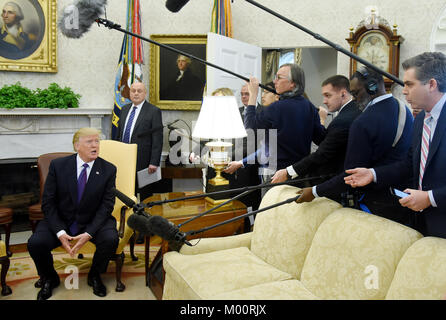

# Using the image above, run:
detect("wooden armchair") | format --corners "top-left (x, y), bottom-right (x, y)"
top-left (0, 239), bottom-right (12, 296)
top-left (52, 140), bottom-right (138, 292)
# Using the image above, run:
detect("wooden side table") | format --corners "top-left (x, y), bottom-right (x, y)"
top-left (143, 192), bottom-right (247, 300)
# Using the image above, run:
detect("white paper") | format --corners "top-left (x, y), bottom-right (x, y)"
top-left (137, 167), bottom-right (162, 188)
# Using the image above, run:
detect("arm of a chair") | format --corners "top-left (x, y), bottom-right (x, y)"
top-left (118, 195), bottom-right (137, 238)
top-left (0, 241), bottom-right (6, 258)
top-left (179, 232), bottom-right (252, 255)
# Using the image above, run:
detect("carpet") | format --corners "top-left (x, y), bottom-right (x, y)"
top-left (1, 244), bottom-right (159, 300)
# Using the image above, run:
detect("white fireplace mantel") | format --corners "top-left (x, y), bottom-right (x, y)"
top-left (0, 108), bottom-right (112, 159)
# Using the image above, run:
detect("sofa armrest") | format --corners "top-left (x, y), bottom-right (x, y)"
top-left (179, 232), bottom-right (252, 255)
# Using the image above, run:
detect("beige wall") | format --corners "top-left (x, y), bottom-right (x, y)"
top-left (1, 0), bottom-right (445, 142)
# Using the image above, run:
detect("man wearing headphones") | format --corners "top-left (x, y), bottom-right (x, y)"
top-left (297, 67), bottom-right (415, 226)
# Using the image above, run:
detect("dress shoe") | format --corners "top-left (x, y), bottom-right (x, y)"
top-left (87, 274), bottom-right (107, 297)
top-left (36, 277), bottom-right (60, 300)
top-left (34, 278), bottom-right (43, 288)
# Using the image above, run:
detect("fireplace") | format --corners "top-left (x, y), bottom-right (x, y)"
top-left (0, 108), bottom-right (111, 233)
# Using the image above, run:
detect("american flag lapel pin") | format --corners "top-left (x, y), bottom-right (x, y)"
top-left (96, 171), bottom-right (100, 175)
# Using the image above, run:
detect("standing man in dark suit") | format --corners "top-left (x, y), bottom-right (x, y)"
top-left (271, 75), bottom-right (362, 188)
top-left (114, 82), bottom-right (163, 201)
top-left (297, 67), bottom-right (414, 225)
top-left (27, 128), bottom-right (118, 300)
top-left (344, 52), bottom-right (446, 238)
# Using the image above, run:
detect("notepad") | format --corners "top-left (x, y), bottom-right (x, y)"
top-left (137, 167), bottom-right (162, 188)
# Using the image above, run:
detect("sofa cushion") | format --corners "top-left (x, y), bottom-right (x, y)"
top-left (162, 247), bottom-right (293, 300)
top-left (386, 237), bottom-right (446, 300)
top-left (210, 280), bottom-right (318, 300)
top-left (300, 208), bottom-right (422, 300)
top-left (251, 185), bottom-right (342, 279)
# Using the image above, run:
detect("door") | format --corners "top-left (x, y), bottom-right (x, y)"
top-left (206, 32), bottom-right (262, 106)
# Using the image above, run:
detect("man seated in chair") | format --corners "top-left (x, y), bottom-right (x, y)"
top-left (27, 127), bottom-right (118, 300)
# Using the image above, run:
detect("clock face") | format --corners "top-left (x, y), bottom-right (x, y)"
top-left (356, 31), bottom-right (390, 71)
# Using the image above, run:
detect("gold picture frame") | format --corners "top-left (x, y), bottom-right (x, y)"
top-left (0, 0), bottom-right (57, 73)
top-left (149, 34), bottom-right (207, 110)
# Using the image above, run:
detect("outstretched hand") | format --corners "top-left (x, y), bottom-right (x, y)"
top-left (223, 161), bottom-right (242, 174)
top-left (344, 168), bottom-right (374, 188)
top-left (295, 187), bottom-right (315, 203)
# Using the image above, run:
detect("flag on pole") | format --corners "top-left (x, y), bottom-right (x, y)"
top-left (112, 0), bottom-right (144, 140)
top-left (211, 0), bottom-right (233, 37)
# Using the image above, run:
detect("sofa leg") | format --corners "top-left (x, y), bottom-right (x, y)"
top-left (115, 252), bottom-right (126, 292)
top-left (0, 256), bottom-right (12, 296)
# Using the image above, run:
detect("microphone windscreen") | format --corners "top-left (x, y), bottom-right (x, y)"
top-left (59, 0), bottom-right (108, 38)
top-left (127, 214), bottom-right (152, 235)
top-left (165, 0), bottom-right (190, 12)
top-left (111, 188), bottom-right (135, 208)
top-left (147, 215), bottom-right (178, 240)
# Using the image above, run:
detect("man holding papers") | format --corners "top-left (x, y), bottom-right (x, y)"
top-left (114, 82), bottom-right (163, 201)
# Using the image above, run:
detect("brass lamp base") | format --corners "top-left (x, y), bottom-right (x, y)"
top-left (204, 196), bottom-right (232, 207)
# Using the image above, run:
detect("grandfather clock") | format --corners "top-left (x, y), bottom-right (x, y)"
top-left (346, 14), bottom-right (403, 92)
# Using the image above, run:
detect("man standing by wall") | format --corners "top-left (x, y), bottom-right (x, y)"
top-left (114, 82), bottom-right (163, 201)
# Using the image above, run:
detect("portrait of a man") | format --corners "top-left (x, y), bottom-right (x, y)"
top-left (158, 43), bottom-right (206, 102)
top-left (0, 0), bottom-right (44, 60)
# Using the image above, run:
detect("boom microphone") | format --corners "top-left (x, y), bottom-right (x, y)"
top-left (127, 213), bottom-right (192, 247)
top-left (111, 187), bottom-right (147, 215)
top-left (165, 0), bottom-right (190, 12)
top-left (59, 0), bottom-right (107, 38)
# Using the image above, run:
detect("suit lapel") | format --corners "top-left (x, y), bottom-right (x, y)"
top-left (68, 155), bottom-right (79, 206)
top-left (426, 101), bottom-right (446, 168)
top-left (132, 101), bottom-right (147, 139)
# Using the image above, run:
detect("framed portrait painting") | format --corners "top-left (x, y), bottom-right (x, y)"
top-left (0, 0), bottom-right (57, 72)
top-left (149, 34), bottom-right (207, 110)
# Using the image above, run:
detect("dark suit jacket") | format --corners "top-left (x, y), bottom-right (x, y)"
top-left (115, 101), bottom-right (163, 171)
top-left (292, 101), bottom-right (362, 177)
top-left (41, 154), bottom-right (117, 238)
top-left (245, 95), bottom-right (326, 170)
top-left (316, 96), bottom-right (414, 200)
top-left (375, 103), bottom-right (446, 237)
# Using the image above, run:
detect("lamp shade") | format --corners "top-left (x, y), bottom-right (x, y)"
top-left (192, 96), bottom-right (247, 139)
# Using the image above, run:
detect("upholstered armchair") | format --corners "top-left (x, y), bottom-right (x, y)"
top-left (0, 239), bottom-right (12, 296)
top-left (51, 140), bottom-right (138, 292)
top-left (28, 152), bottom-right (74, 232)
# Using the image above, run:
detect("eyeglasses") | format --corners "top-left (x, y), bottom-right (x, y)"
top-left (274, 74), bottom-right (289, 81)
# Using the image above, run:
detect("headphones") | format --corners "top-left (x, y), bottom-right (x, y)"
top-left (356, 67), bottom-right (379, 96)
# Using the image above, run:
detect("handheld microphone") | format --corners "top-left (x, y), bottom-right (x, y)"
top-left (59, 0), bottom-right (107, 38)
top-left (166, 0), bottom-right (190, 12)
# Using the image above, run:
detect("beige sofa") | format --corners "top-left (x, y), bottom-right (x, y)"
top-left (162, 185), bottom-right (446, 300)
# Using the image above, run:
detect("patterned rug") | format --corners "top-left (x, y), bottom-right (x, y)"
top-left (2, 243), bottom-right (160, 300)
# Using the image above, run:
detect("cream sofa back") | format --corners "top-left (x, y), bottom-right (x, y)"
top-left (300, 208), bottom-right (423, 299)
top-left (250, 185), bottom-right (342, 279)
top-left (386, 237), bottom-right (446, 300)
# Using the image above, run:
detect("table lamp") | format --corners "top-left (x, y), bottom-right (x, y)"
top-left (192, 96), bottom-right (247, 204)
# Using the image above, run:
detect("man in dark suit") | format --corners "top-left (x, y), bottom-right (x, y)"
top-left (344, 52), bottom-right (446, 238)
top-left (297, 67), bottom-right (414, 225)
top-left (114, 82), bottom-right (163, 201)
top-left (271, 75), bottom-right (362, 188)
top-left (27, 128), bottom-right (118, 300)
